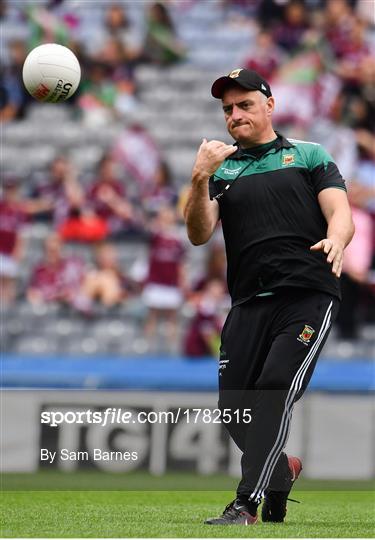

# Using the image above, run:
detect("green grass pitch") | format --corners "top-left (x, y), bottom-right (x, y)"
top-left (1, 474), bottom-right (374, 538)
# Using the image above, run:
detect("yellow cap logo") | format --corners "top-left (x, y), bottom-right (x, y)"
top-left (229, 68), bottom-right (243, 79)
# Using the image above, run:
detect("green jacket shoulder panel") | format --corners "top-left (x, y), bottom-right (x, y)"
top-left (287, 139), bottom-right (335, 171)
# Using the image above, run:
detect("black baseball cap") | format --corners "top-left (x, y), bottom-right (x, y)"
top-left (211, 68), bottom-right (272, 99)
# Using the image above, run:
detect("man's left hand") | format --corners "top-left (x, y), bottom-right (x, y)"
top-left (310, 237), bottom-right (345, 278)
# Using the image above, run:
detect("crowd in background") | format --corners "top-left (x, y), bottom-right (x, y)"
top-left (1, 0), bottom-right (374, 353)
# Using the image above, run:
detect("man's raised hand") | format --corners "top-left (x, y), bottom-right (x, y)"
top-left (193, 138), bottom-right (237, 179)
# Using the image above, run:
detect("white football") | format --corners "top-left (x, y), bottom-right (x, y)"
top-left (22, 43), bottom-right (81, 102)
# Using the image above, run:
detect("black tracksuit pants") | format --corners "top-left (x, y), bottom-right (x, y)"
top-left (218, 287), bottom-right (340, 505)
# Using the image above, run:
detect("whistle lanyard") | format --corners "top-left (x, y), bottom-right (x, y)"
top-left (212, 159), bottom-right (255, 201)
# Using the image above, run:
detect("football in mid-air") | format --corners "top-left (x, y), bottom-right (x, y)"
top-left (22, 43), bottom-right (81, 102)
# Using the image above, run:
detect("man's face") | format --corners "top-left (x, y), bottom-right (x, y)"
top-left (221, 87), bottom-right (274, 146)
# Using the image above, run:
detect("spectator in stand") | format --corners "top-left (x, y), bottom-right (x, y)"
top-left (0, 175), bottom-right (65, 306)
top-left (86, 3), bottom-right (141, 62)
top-left (242, 29), bottom-right (284, 81)
top-left (338, 87), bottom-right (375, 175)
top-left (351, 124), bottom-right (372, 160)
top-left (78, 60), bottom-right (117, 122)
top-left (87, 153), bottom-right (137, 238)
top-left (103, 4), bottom-right (141, 61)
top-left (31, 156), bottom-right (83, 226)
top-left (256, 0), bottom-right (284, 27)
top-left (143, 160), bottom-right (178, 217)
top-left (270, 25), bottom-right (329, 132)
top-left (0, 70), bottom-right (23, 123)
top-left (95, 37), bottom-right (138, 117)
top-left (27, 233), bottom-right (89, 312)
top-left (308, 91), bottom-right (359, 182)
top-left (0, 39), bottom-right (30, 122)
top-left (336, 172), bottom-right (375, 339)
top-left (142, 205), bottom-right (186, 350)
top-left (142, 2), bottom-right (186, 66)
top-left (31, 156), bottom-right (106, 243)
top-left (184, 279), bottom-right (227, 358)
top-left (334, 18), bottom-right (371, 87)
top-left (190, 243), bottom-right (228, 300)
top-left (112, 122), bottom-right (162, 199)
top-left (96, 37), bottom-right (133, 81)
top-left (324, 0), bottom-right (355, 60)
top-left (345, 176), bottom-right (374, 286)
top-left (0, 178), bottom-right (28, 306)
top-left (82, 242), bottom-right (138, 308)
top-left (347, 75), bottom-right (375, 153)
top-left (272, 0), bottom-right (310, 53)
top-left (27, 0), bottom-right (72, 50)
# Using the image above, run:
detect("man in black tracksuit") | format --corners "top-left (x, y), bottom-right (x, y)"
top-left (184, 69), bottom-right (354, 525)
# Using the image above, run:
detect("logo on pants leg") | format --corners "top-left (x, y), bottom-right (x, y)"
top-left (297, 325), bottom-right (315, 345)
top-left (219, 350), bottom-right (229, 376)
